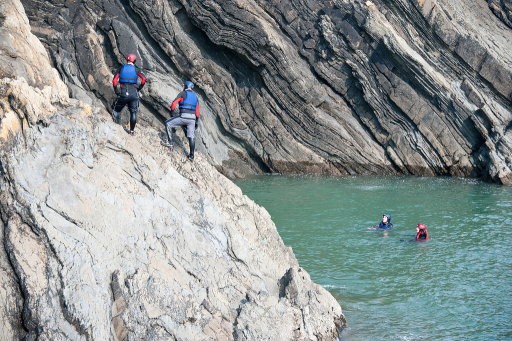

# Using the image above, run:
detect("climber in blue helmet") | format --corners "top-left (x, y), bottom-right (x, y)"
top-left (183, 80), bottom-right (194, 89)
top-left (161, 80), bottom-right (200, 161)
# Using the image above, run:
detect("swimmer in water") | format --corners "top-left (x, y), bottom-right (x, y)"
top-left (368, 213), bottom-right (393, 230)
top-left (415, 223), bottom-right (429, 241)
top-left (378, 214), bottom-right (393, 229)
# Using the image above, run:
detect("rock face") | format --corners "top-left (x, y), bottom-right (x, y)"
top-left (15, 0), bottom-right (512, 184)
top-left (0, 1), bottom-right (344, 339)
top-left (489, 0), bottom-right (512, 28)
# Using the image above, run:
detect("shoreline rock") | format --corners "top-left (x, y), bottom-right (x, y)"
top-left (0, 0), bottom-right (345, 339)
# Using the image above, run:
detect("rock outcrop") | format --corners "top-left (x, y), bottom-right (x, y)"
top-left (489, 0), bottom-right (512, 28)
top-left (2, 0), bottom-right (510, 337)
top-left (0, 1), bottom-right (344, 339)
top-left (15, 0), bottom-right (512, 184)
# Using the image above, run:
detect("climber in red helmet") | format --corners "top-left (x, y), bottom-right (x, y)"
top-left (111, 53), bottom-right (147, 135)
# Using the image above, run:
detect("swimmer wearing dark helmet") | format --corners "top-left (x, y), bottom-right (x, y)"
top-left (378, 214), bottom-right (393, 229)
top-left (367, 213), bottom-right (394, 230)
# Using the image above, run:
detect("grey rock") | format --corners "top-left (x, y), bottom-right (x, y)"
top-left (0, 2), bottom-right (344, 340)
top-left (0, 99), bottom-right (344, 338)
top-left (488, 0), bottom-right (512, 28)
top-left (15, 0), bottom-right (512, 184)
top-left (3, 0), bottom-right (511, 338)
top-left (8, 0), bottom-right (508, 184)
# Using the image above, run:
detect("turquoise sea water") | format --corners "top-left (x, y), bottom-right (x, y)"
top-left (236, 176), bottom-right (512, 341)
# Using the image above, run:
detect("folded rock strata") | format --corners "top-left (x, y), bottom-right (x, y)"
top-left (0, 1), bottom-right (344, 339)
top-left (14, 0), bottom-right (512, 184)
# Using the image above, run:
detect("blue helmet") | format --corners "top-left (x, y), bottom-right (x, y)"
top-left (184, 80), bottom-right (194, 89)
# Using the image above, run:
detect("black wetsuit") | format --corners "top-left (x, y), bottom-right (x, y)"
top-left (112, 84), bottom-right (139, 129)
top-left (111, 64), bottom-right (146, 132)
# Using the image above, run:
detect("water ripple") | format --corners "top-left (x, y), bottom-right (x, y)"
top-left (237, 176), bottom-right (512, 340)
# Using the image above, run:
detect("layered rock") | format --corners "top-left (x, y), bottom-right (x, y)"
top-left (17, 0), bottom-right (512, 184)
top-left (488, 0), bottom-right (512, 28)
top-left (0, 1), bottom-right (344, 339)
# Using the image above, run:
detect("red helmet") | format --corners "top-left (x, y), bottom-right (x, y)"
top-left (126, 54), bottom-right (137, 63)
top-left (417, 223), bottom-right (427, 230)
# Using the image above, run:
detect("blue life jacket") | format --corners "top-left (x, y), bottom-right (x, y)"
top-left (378, 222), bottom-right (393, 229)
top-left (179, 90), bottom-right (198, 111)
top-left (119, 64), bottom-right (138, 84)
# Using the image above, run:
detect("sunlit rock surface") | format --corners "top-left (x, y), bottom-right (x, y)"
top-left (0, 1), bottom-right (344, 339)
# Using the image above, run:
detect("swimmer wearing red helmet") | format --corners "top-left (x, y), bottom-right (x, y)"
top-left (415, 223), bottom-right (429, 241)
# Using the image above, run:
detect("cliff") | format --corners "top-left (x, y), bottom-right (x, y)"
top-left (0, 1), bottom-right (343, 339)
top-left (16, 0), bottom-right (512, 184)
top-left (1, 0), bottom-right (511, 338)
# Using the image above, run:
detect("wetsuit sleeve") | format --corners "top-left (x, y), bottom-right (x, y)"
top-left (170, 97), bottom-right (183, 110)
top-left (136, 67), bottom-right (147, 90)
top-left (112, 73), bottom-right (120, 87)
top-left (112, 66), bottom-right (123, 94)
top-left (170, 91), bottom-right (184, 110)
top-left (137, 74), bottom-right (146, 89)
